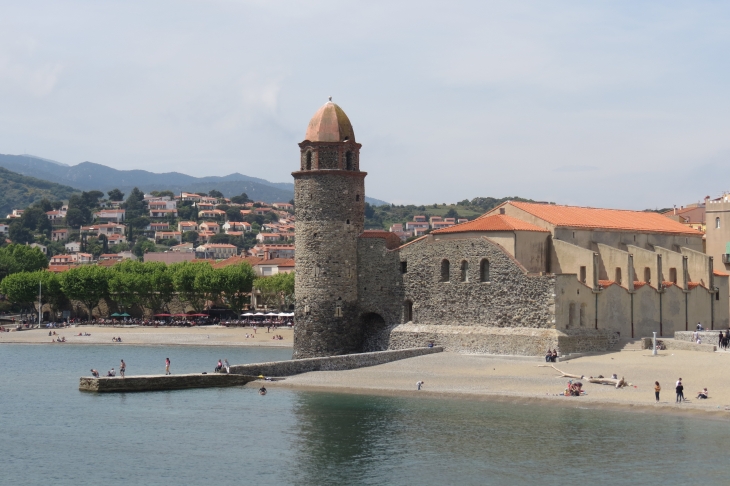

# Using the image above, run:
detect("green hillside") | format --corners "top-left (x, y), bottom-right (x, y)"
top-left (0, 167), bottom-right (79, 216)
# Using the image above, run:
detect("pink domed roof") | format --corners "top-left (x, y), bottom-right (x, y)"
top-left (304, 100), bottom-right (355, 143)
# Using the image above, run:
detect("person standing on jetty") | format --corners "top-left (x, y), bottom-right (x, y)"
top-left (416, 381), bottom-right (424, 390)
top-left (654, 381), bottom-right (661, 402)
top-left (120, 359), bottom-right (126, 378)
top-left (224, 359), bottom-right (230, 374)
top-left (675, 379), bottom-right (684, 402)
top-left (165, 357), bottom-right (171, 375)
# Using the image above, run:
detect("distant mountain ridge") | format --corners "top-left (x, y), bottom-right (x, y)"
top-left (0, 166), bottom-right (79, 216)
top-left (0, 154), bottom-right (390, 206)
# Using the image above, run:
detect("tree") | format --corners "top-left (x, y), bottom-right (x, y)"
top-left (445, 208), bottom-right (460, 219)
top-left (208, 190), bottom-right (224, 199)
top-left (108, 260), bottom-right (146, 312)
top-left (140, 263), bottom-right (175, 314)
top-left (231, 192), bottom-right (250, 204)
top-left (8, 222), bottom-right (34, 244)
top-left (109, 242), bottom-right (131, 253)
top-left (65, 207), bottom-right (87, 228)
top-left (132, 236), bottom-right (157, 258)
top-left (219, 263), bottom-right (255, 315)
top-left (107, 188), bottom-right (125, 201)
top-left (0, 271), bottom-right (40, 313)
top-left (171, 261), bottom-right (211, 312)
top-left (182, 231), bottom-right (198, 244)
top-left (85, 237), bottom-right (104, 258)
top-left (34, 198), bottom-right (54, 212)
top-left (19, 206), bottom-right (52, 236)
top-left (82, 191), bottom-right (105, 208)
top-left (254, 272), bottom-right (295, 310)
top-left (60, 265), bottom-right (110, 318)
top-left (226, 208), bottom-right (243, 222)
top-left (0, 244), bottom-right (48, 280)
top-left (151, 190), bottom-right (176, 199)
top-left (209, 233), bottom-right (232, 245)
top-left (123, 187), bottom-right (146, 220)
top-left (39, 271), bottom-right (67, 318)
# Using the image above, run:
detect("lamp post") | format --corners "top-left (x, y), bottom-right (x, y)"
top-left (38, 281), bottom-right (42, 328)
top-left (652, 331), bottom-right (657, 356)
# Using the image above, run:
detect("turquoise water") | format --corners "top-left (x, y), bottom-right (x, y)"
top-left (2, 345), bottom-right (730, 485)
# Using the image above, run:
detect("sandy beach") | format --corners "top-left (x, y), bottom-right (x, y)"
top-left (263, 349), bottom-right (730, 416)
top-left (0, 325), bottom-right (293, 347)
top-left (4, 326), bottom-right (730, 416)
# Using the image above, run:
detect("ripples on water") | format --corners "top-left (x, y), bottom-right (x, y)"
top-left (1, 344), bottom-right (729, 485)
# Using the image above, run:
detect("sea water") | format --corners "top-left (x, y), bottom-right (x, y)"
top-left (2, 344), bottom-right (730, 485)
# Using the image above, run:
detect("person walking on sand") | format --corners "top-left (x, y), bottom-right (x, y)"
top-left (165, 357), bottom-right (171, 375)
top-left (654, 381), bottom-right (661, 402)
top-left (675, 379), bottom-right (684, 402)
top-left (416, 380), bottom-right (424, 390)
top-left (120, 359), bottom-right (126, 378)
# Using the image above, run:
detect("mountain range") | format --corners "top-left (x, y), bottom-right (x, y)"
top-left (0, 154), bottom-right (389, 206)
top-left (0, 166), bottom-right (78, 216)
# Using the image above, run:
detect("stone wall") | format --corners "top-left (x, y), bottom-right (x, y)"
top-left (674, 331), bottom-right (725, 346)
top-left (229, 346), bottom-right (442, 376)
top-left (396, 236), bottom-right (556, 329)
top-left (79, 373), bottom-right (255, 393)
top-left (388, 324), bottom-right (619, 356)
top-left (642, 337), bottom-right (717, 353)
top-left (293, 168), bottom-right (366, 358)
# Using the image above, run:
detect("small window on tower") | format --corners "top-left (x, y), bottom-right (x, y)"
top-left (346, 151), bottom-right (352, 170)
top-left (346, 219), bottom-right (350, 225)
top-left (306, 151), bottom-right (312, 171)
top-left (356, 194), bottom-right (360, 202)
top-left (401, 261), bottom-right (407, 274)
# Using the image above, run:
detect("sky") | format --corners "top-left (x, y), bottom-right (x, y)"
top-left (1, 1), bottom-right (730, 209)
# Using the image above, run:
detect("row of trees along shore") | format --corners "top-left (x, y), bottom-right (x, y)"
top-left (0, 259), bottom-right (295, 319)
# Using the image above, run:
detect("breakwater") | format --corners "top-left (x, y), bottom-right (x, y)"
top-left (228, 346), bottom-right (443, 376)
top-left (79, 373), bottom-right (256, 392)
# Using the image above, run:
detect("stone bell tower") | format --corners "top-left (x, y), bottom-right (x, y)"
top-left (292, 99), bottom-right (366, 358)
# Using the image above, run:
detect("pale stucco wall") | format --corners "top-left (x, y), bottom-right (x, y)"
top-left (661, 285), bottom-right (686, 336)
top-left (551, 240), bottom-right (596, 287)
top-left (633, 285), bottom-right (660, 338)
top-left (715, 275), bottom-right (730, 329)
top-left (596, 283), bottom-right (631, 337)
top-left (655, 247), bottom-right (686, 288)
top-left (596, 243), bottom-right (630, 287)
top-left (554, 274), bottom-right (595, 330)
top-left (687, 286), bottom-right (712, 331)
top-left (681, 247), bottom-right (712, 288)
top-left (514, 231), bottom-right (549, 274)
top-left (627, 245), bottom-right (660, 288)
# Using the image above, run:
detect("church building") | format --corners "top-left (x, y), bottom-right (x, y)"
top-left (293, 100), bottom-right (729, 358)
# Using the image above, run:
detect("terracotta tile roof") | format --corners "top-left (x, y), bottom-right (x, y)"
top-left (359, 230), bottom-right (402, 249)
top-left (211, 255), bottom-right (262, 269)
top-left (504, 201), bottom-right (703, 236)
top-left (257, 258), bottom-right (295, 266)
top-left (633, 281), bottom-right (647, 289)
top-left (687, 281), bottom-right (703, 289)
top-left (662, 281), bottom-right (675, 287)
top-left (433, 214), bottom-right (550, 234)
top-left (598, 280), bottom-right (616, 287)
top-left (714, 270), bottom-right (729, 277)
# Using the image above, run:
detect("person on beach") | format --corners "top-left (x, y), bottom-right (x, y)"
top-left (165, 358), bottom-right (171, 375)
top-left (676, 380), bottom-right (684, 402)
top-left (654, 381), bottom-right (661, 402)
top-left (416, 381), bottom-right (424, 390)
top-left (224, 359), bottom-right (230, 374)
top-left (697, 388), bottom-right (708, 399)
top-left (120, 359), bottom-right (126, 378)
top-left (91, 369), bottom-right (99, 378)
top-left (108, 368), bottom-right (115, 377)
top-left (545, 349), bottom-right (552, 362)
top-left (215, 359), bottom-right (223, 372)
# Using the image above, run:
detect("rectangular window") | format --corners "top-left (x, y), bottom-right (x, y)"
top-left (579, 266), bottom-right (587, 283)
top-left (401, 261), bottom-right (407, 274)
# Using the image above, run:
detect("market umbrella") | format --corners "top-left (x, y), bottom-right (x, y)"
top-left (119, 313), bottom-right (131, 317)
top-left (254, 312), bottom-right (265, 316)
top-left (110, 313), bottom-right (121, 317)
top-left (242, 313), bottom-right (254, 316)
top-left (265, 312), bottom-right (278, 316)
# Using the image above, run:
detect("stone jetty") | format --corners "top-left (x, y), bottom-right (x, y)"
top-left (79, 373), bottom-right (256, 393)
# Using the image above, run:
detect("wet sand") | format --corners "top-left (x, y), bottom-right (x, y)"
top-left (263, 350), bottom-right (730, 417)
top-left (0, 325), bottom-right (293, 347)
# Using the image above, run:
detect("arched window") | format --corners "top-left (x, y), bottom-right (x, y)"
top-left (440, 259), bottom-right (450, 282)
top-left (346, 219), bottom-right (350, 225)
top-left (716, 217), bottom-right (721, 229)
top-left (460, 260), bottom-right (468, 282)
top-left (615, 267), bottom-right (622, 285)
top-left (669, 268), bottom-right (677, 284)
top-left (306, 151), bottom-right (312, 170)
top-left (404, 300), bottom-right (413, 323)
top-left (345, 151), bottom-right (352, 170)
top-left (479, 259), bottom-right (490, 282)
top-left (579, 304), bottom-right (586, 327)
top-left (644, 267), bottom-right (651, 284)
top-left (568, 303), bottom-right (575, 329)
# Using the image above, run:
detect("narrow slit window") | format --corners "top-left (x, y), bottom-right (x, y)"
top-left (440, 259), bottom-right (450, 282)
top-left (480, 259), bottom-right (490, 282)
